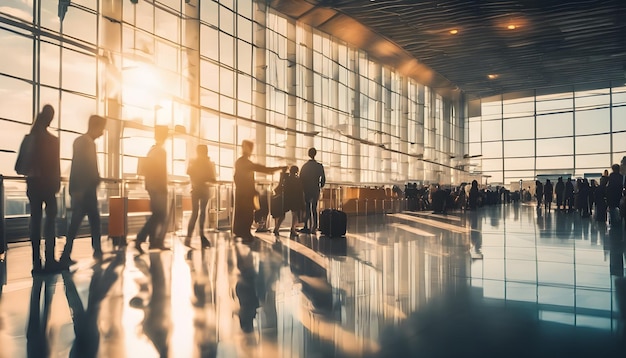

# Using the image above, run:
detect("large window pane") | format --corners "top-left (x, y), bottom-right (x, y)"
top-left (537, 137), bottom-right (573, 156)
top-left (576, 154), bottom-right (611, 170)
top-left (40, 42), bottom-right (61, 88)
top-left (0, 1), bottom-right (33, 22)
top-left (64, 7), bottom-right (97, 44)
top-left (504, 157), bottom-right (534, 172)
top-left (0, 76), bottom-right (32, 124)
top-left (200, 25), bottom-right (219, 60)
top-left (504, 140), bottom-right (535, 157)
top-left (575, 134), bottom-right (610, 155)
top-left (536, 112), bottom-right (573, 138)
top-left (503, 116), bottom-right (534, 140)
top-left (482, 141), bottom-right (502, 159)
top-left (576, 108), bottom-right (610, 135)
top-left (536, 156), bottom-right (573, 171)
top-left (613, 106), bottom-right (626, 132)
top-left (62, 49), bottom-right (96, 95)
top-left (0, 31), bottom-right (32, 80)
top-left (482, 119), bottom-right (501, 141)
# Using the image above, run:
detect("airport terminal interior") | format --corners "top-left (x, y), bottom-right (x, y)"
top-left (1, 0), bottom-right (626, 357)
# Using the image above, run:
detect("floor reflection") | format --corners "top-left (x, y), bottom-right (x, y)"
top-left (0, 203), bottom-right (625, 357)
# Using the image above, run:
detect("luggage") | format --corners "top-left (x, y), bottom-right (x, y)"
top-left (319, 209), bottom-right (347, 238)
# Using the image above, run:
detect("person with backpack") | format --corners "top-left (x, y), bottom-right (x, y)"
top-left (16, 104), bottom-right (63, 274)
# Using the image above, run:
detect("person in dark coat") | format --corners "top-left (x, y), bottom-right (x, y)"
top-left (535, 180), bottom-right (544, 207)
top-left (233, 140), bottom-right (286, 243)
top-left (606, 164), bottom-right (624, 212)
top-left (60, 115), bottom-right (107, 267)
top-left (135, 126), bottom-right (169, 253)
top-left (468, 180), bottom-right (480, 210)
top-left (578, 178), bottom-right (591, 217)
top-left (24, 105), bottom-right (63, 273)
top-left (299, 147), bottom-right (326, 233)
top-left (185, 144), bottom-right (217, 249)
top-left (555, 177), bottom-right (564, 211)
top-left (544, 179), bottom-right (553, 212)
top-left (564, 178), bottom-right (575, 212)
top-left (593, 178), bottom-right (607, 222)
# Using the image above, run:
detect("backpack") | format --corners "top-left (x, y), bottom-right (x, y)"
top-left (15, 134), bottom-right (34, 176)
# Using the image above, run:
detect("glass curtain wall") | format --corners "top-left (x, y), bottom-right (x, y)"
top-left (0, 0), bottom-right (465, 188)
top-left (469, 83), bottom-right (626, 187)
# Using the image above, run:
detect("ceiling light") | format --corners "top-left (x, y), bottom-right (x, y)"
top-left (449, 29), bottom-right (458, 35)
top-left (507, 24), bottom-right (517, 30)
top-left (487, 74), bottom-right (499, 79)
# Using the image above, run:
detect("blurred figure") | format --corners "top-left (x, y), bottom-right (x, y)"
top-left (61, 115), bottom-right (107, 266)
top-left (544, 179), bottom-right (553, 212)
top-left (606, 164), bottom-right (624, 222)
top-left (274, 165), bottom-right (305, 237)
top-left (564, 178), bottom-right (575, 212)
top-left (299, 147), bottom-right (326, 233)
top-left (136, 126), bottom-right (169, 253)
top-left (535, 180), bottom-right (544, 208)
top-left (185, 144), bottom-right (217, 249)
top-left (233, 140), bottom-right (285, 243)
top-left (23, 105), bottom-right (63, 273)
top-left (555, 177), bottom-right (564, 211)
top-left (468, 180), bottom-right (479, 210)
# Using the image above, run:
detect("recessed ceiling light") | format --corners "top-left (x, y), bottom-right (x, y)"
top-left (507, 24), bottom-right (517, 30)
top-left (449, 29), bottom-right (458, 35)
top-left (487, 74), bottom-right (499, 79)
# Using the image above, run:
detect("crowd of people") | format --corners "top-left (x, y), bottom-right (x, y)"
top-left (16, 105), bottom-right (328, 275)
top-left (532, 165), bottom-right (625, 221)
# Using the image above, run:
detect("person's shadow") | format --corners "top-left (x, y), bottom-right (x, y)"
top-left (27, 275), bottom-right (56, 358)
top-left (234, 243), bottom-right (260, 334)
top-left (61, 252), bottom-right (125, 357)
top-left (130, 252), bottom-right (171, 356)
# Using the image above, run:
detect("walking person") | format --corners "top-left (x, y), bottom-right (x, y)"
top-left (185, 144), bottom-right (217, 249)
top-left (299, 147), bottom-right (326, 234)
top-left (233, 140), bottom-right (286, 243)
top-left (19, 105), bottom-right (63, 273)
top-left (135, 126), bottom-right (169, 254)
top-left (273, 165), bottom-right (305, 237)
top-left (60, 115), bottom-right (107, 267)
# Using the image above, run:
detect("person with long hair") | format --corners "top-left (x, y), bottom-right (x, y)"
top-left (25, 104), bottom-right (62, 273)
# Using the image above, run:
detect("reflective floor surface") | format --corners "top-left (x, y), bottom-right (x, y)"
top-left (0, 203), bottom-right (625, 357)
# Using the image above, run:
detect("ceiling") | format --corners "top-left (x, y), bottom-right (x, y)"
top-left (269, 0), bottom-right (626, 99)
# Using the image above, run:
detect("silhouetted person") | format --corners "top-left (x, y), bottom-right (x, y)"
top-left (185, 144), bottom-right (216, 249)
top-left (555, 177), bottom-right (564, 211)
top-left (468, 179), bottom-right (479, 210)
top-left (233, 140), bottom-right (285, 243)
top-left (299, 147), bottom-right (326, 233)
top-left (606, 164), bottom-right (624, 213)
top-left (579, 178), bottom-right (591, 218)
top-left (544, 179), bottom-right (553, 212)
top-left (274, 165), bottom-right (305, 237)
top-left (60, 115), bottom-right (107, 267)
top-left (564, 178), bottom-right (575, 212)
top-left (535, 180), bottom-right (543, 207)
top-left (136, 126), bottom-right (169, 254)
top-left (23, 105), bottom-right (63, 273)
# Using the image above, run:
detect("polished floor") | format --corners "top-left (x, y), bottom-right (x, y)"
top-left (0, 203), bottom-right (625, 357)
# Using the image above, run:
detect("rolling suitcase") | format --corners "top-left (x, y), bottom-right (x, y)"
top-left (319, 209), bottom-right (347, 238)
